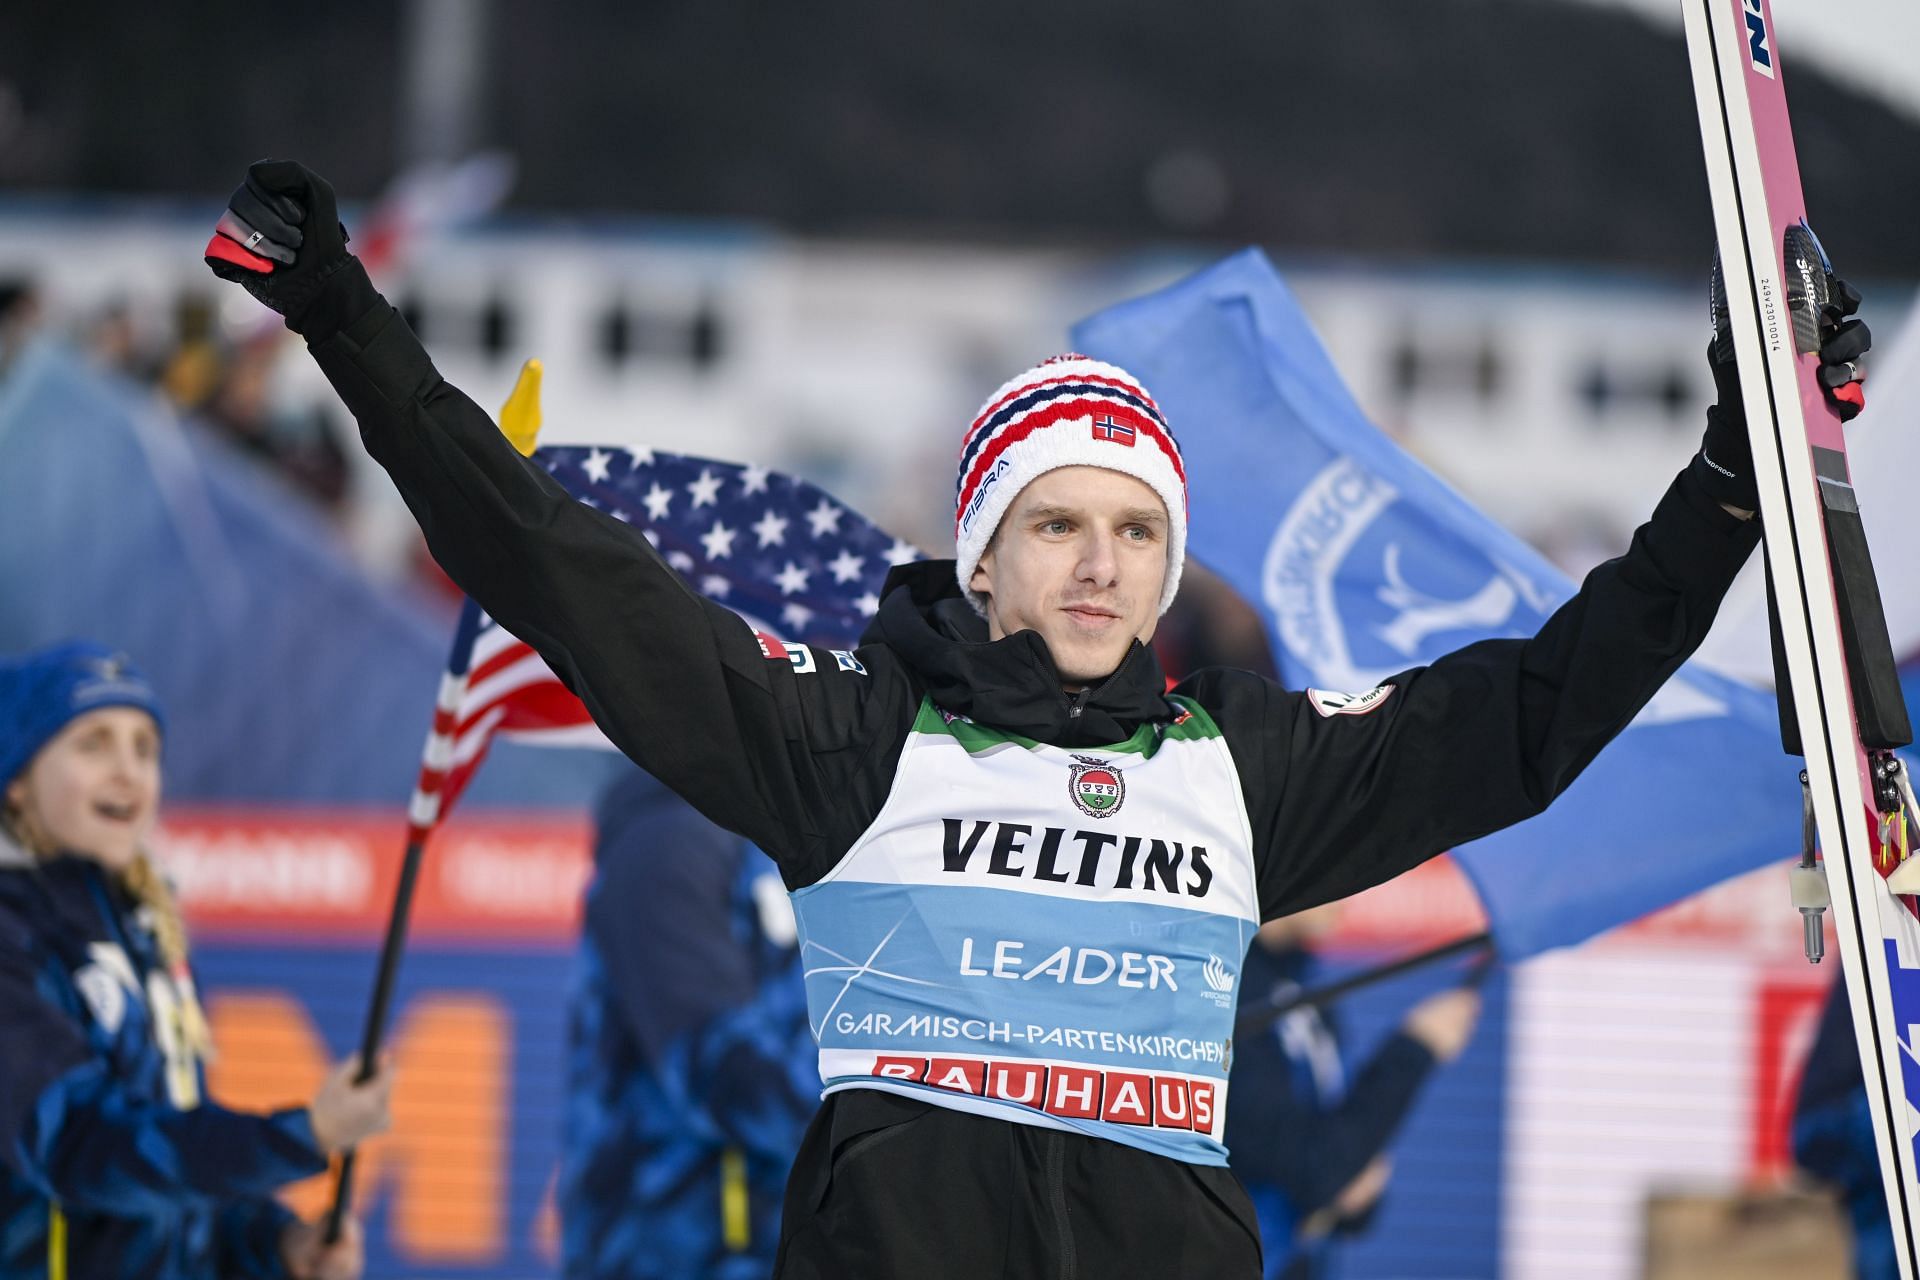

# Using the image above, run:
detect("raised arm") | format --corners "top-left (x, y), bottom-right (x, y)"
top-left (204, 162), bottom-right (912, 880)
top-left (1192, 463), bottom-right (1759, 921)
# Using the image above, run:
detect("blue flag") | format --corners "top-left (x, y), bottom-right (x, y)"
top-left (1074, 249), bottom-right (1801, 960)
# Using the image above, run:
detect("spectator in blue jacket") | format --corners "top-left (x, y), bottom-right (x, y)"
top-left (1793, 979), bottom-right (1897, 1280)
top-left (1226, 904), bottom-right (1482, 1280)
top-left (0, 641), bottom-right (393, 1280)
top-left (561, 763), bottom-right (819, 1279)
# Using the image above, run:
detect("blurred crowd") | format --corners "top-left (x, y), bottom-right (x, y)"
top-left (0, 274), bottom-right (353, 516)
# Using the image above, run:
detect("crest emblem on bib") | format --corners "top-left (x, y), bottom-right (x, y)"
top-left (1068, 755), bottom-right (1125, 819)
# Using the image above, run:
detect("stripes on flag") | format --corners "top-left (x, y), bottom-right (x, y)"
top-left (406, 446), bottom-right (917, 840)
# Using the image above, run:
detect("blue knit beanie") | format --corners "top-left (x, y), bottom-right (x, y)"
top-left (0, 642), bottom-right (166, 791)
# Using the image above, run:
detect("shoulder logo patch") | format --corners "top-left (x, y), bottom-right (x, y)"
top-left (1306, 685), bottom-right (1396, 719)
top-left (755, 631), bottom-right (817, 673)
top-left (1068, 755), bottom-right (1126, 819)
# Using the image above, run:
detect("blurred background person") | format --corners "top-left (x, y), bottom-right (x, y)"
top-left (0, 641), bottom-right (393, 1280)
top-left (1794, 978), bottom-right (1896, 1280)
top-left (0, 277), bottom-right (39, 377)
top-left (1226, 904), bottom-right (1484, 1280)
top-left (561, 762), bottom-right (817, 1279)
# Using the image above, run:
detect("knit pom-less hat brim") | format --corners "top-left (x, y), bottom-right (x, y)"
top-left (954, 355), bottom-right (1187, 617)
top-left (0, 642), bottom-right (165, 792)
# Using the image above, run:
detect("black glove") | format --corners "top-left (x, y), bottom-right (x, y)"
top-left (1692, 254), bottom-right (1871, 511)
top-left (204, 160), bottom-right (371, 339)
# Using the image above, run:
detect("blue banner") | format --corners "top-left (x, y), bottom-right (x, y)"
top-left (1074, 249), bottom-right (1801, 959)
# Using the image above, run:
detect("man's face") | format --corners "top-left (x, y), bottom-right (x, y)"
top-left (969, 466), bottom-right (1169, 687)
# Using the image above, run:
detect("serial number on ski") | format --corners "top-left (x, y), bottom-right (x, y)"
top-left (1759, 277), bottom-right (1785, 355)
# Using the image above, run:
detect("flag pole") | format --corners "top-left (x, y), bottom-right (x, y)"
top-left (324, 360), bottom-right (544, 1243)
top-left (1233, 930), bottom-right (1494, 1036)
top-left (323, 832), bottom-right (428, 1240)
top-left (323, 600), bottom-right (486, 1242)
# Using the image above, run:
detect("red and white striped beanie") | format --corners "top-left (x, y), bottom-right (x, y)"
top-left (954, 353), bottom-right (1187, 616)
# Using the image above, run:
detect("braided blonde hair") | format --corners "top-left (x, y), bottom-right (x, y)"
top-left (119, 851), bottom-right (216, 1065)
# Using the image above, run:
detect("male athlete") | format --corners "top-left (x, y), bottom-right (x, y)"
top-left (204, 161), bottom-right (1868, 1277)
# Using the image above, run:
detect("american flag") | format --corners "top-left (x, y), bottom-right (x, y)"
top-left (404, 445), bottom-right (921, 841)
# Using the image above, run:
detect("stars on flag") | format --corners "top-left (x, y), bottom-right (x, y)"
top-left (537, 445), bottom-right (913, 651)
top-left (687, 469), bottom-right (723, 508)
top-left (828, 549), bottom-right (866, 584)
top-left (774, 561), bottom-right (812, 595)
top-left (806, 498), bottom-right (843, 538)
top-left (752, 509), bottom-right (790, 548)
top-left (701, 520), bottom-right (737, 560)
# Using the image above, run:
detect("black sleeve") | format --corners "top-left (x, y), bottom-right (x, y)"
top-left (1225, 1029), bottom-right (1435, 1212)
top-left (1189, 470), bottom-right (1761, 920)
top-left (303, 267), bottom-right (917, 885)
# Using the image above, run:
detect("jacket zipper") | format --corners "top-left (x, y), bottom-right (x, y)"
top-left (1064, 643), bottom-right (1140, 722)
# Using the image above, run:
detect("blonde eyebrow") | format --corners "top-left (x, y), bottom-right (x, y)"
top-left (1021, 504), bottom-right (1082, 522)
top-left (1019, 504), bottom-right (1166, 527)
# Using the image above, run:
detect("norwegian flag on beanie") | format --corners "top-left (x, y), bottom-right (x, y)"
top-left (953, 353), bottom-right (1188, 616)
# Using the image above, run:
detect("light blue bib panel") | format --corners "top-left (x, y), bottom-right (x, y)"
top-left (791, 696), bottom-right (1259, 1164)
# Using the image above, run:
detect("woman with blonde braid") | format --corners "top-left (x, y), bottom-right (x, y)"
top-left (0, 642), bottom-right (394, 1280)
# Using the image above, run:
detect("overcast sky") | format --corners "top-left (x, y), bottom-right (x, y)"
top-left (1566, 0), bottom-right (1920, 123)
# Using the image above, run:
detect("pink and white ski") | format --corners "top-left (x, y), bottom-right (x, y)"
top-left (1684, 1), bottom-right (1919, 1271)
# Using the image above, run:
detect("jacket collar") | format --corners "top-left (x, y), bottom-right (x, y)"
top-left (865, 560), bottom-right (1175, 748)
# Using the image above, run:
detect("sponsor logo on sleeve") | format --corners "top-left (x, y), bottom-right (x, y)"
top-left (754, 631), bottom-right (817, 673)
top-left (1305, 685), bottom-right (1395, 719)
top-left (831, 649), bottom-right (868, 675)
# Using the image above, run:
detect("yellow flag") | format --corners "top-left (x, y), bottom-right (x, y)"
top-left (498, 358), bottom-right (544, 457)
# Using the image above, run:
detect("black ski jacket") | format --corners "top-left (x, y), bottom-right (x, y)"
top-left (304, 266), bottom-right (1759, 1277)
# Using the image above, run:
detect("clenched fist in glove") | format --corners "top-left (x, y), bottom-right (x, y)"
top-left (1691, 252), bottom-right (1872, 516)
top-left (204, 160), bottom-right (381, 344)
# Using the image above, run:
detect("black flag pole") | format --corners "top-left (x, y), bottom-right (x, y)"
top-left (1234, 930), bottom-right (1495, 1036)
top-left (323, 833), bottom-right (429, 1242)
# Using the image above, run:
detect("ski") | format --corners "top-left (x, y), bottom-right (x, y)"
top-left (1682, 1), bottom-right (1919, 1272)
